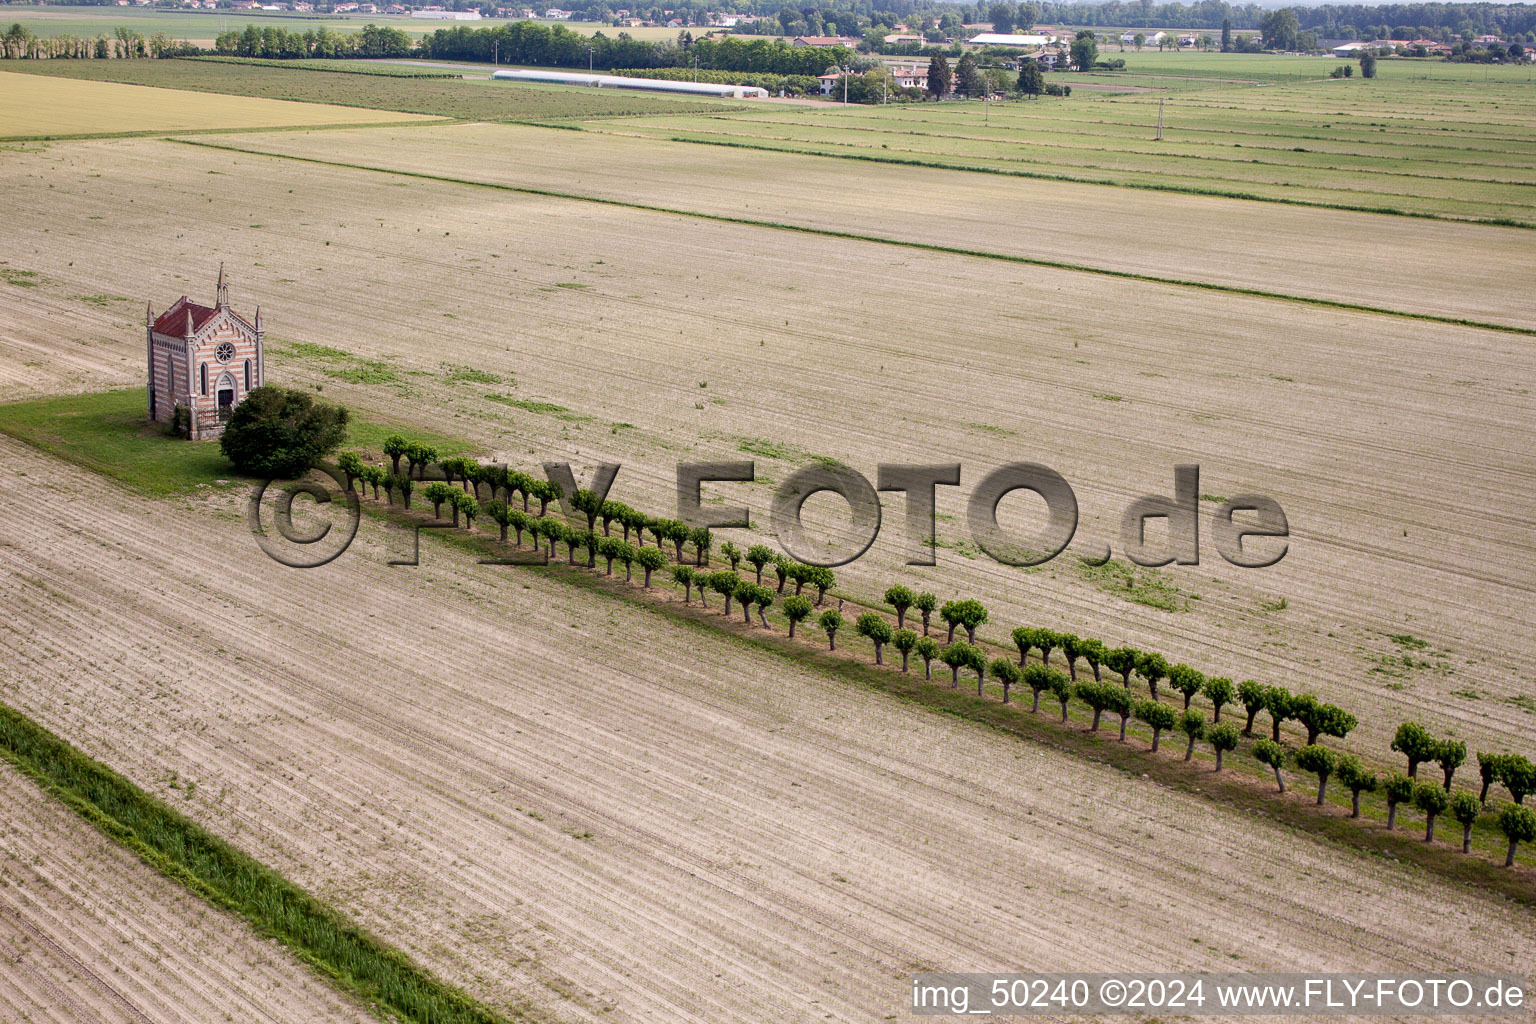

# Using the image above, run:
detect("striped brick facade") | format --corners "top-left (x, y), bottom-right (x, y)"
top-left (146, 267), bottom-right (264, 441)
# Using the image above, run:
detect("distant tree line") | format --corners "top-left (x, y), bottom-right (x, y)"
top-left (417, 24), bottom-right (848, 74)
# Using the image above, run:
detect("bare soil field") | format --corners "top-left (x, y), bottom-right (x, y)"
top-left (0, 762), bottom-right (371, 1024)
top-left (2, 136), bottom-right (1531, 775)
top-left (2, 434), bottom-right (1534, 1024)
top-left (193, 121), bottom-right (1536, 330)
top-left (0, 69), bottom-right (438, 139)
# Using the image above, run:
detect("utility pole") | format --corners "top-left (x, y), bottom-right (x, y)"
top-left (493, 40), bottom-right (498, 66)
top-left (843, 63), bottom-right (849, 103)
top-left (587, 43), bottom-right (593, 71)
top-left (1155, 97), bottom-right (1164, 140)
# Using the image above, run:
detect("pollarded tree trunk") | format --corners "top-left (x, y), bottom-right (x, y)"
top-left (1443, 765), bottom-right (1456, 791)
top-left (965, 626), bottom-right (977, 644)
top-left (1031, 690), bottom-right (1041, 713)
top-left (949, 666), bottom-right (960, 689)
top-left (644, 567), bottom-right (654, 588)
top-left (742, 602), bottom-right (752, 624)
top-left (1002, 682), bottom-right (1011, 704)
top-left (1066, 659), bottom-right (1076, 681)
top-left (624, 562), bottom-right (632, 583)
top-left (873, 643), bottom-right (884, 666)
top-left (1185, 735), bottom-right (1196, 761)
top-left (1351, 791), bottom-right (1361, 817)
top-left (921, 611), bottom-right (931, 636)
top-left (1244, 708), bottom-right (1260, 735)
top-left (1092, 662), bottom-right (1101, 682)
top-left (758, 608), bottom-right (769, 628)
top-left (1462, 822), bottom-right (1473, 854)
top-left (1151, 728), bottom-right (1162, 753)
top-left (1316, 777), bottom-right (1328, 805)
top-left (787, 618), bottom-right (797, 638)
top-left (499, 523), bottom-right (508, 542)
top-left (722, 594), bottom-right (733, 615)
top-left (1272, 765), bottom-right (1285, 793)
top-left (924, 661), bottom-right (933, 681)
top-left (1215, 749), bottom-right (1226, 772)
top-left (1425, 813), bottom-right (1438, 843)
top-left (1059, 699), bottom-right (1069, 723)
top-left (900, 651), bottom-right (910, 673)
top-left (1387, 803), bottom-right (1399, 831)
top-left (1118, 715), bottom-right (1129, 742)
top-left (1090, 709), bottom-right (1103, 732)
top-left (1507, 838), bottom-right (1520, 867)
top-left (946, 622), bottom-right (956, 643)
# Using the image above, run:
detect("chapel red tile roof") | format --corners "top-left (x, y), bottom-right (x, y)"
top-left (152, 296), bottom-right (220, 337)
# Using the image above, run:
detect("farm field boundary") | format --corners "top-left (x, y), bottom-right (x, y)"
top-left (324, 482), bottom-right (1536, 905)
top-left (1, 59), bottom-right (745, 123)
top-left (0, 68), bottom-right (442, 139)
top-left (5, 398), bottom-right (1528, 901)
top-left (0, 700), bottom-right (537, 1024)
top-left (635, 132), bottom-right (1536, 229)
top-left (173, 137), bottom-right (1536, 337)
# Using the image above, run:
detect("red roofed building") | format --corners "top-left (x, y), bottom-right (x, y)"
top-left (146, 265), bottom-right (264, 440)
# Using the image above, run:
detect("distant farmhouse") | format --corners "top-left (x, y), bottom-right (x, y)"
top-left (792, 35), bottom-right (860, 48)
top-left (146, 267), bottom-right (264, 440)
top-left (967, 32), bottom-right (1052, 47)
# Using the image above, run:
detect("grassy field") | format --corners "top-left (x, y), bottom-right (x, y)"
top-left (580, 73), bottom-right (1536, 223)
top-left (1075, 49), bottom-right (1536, 83)
top-left (0, 67), bottom-right (440, 138)
top-left (4, 58), bottom-right (745, 121)
top-left (0, 388), bottom-right (469, 495)
top-left (12, 53), bottom-right (1531, 222)
top-left (202, 121), bottom-right (1536, 330)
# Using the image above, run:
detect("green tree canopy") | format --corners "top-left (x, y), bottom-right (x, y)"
top-left (219, 386), bottom-right (348, 479)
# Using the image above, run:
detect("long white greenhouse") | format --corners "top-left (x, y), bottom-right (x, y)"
top-left (490, 68), bottom-right (770, 99)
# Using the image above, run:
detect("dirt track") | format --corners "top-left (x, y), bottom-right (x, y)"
top-left (1, 435), bottom-right (1533, 1024)
top-left (0, 762), bottom-right (370, 1024)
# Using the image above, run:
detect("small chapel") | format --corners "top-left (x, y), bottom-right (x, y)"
top-left (146, 265), bottom-right (265, 440)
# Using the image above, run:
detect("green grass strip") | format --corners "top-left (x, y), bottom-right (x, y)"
top-left (170, 137), bottom-right (1536, 338)
top-left (0, 702), bottom-right (528, 1024)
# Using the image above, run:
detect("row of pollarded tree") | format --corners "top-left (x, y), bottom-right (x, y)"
top-left (339, 438), bottom-right (1536, 870)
